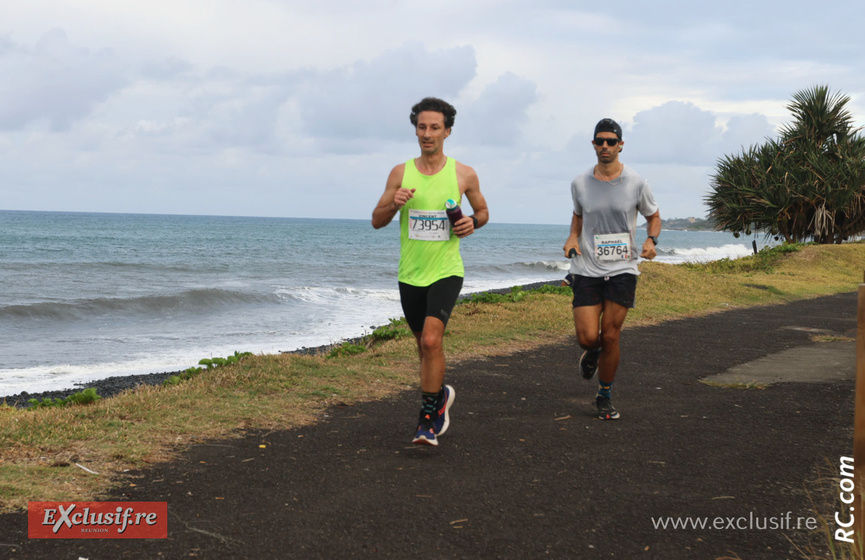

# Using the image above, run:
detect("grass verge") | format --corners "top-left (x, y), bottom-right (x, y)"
top-left (0, 242), bottom-right (863, 515)
top-left (788, 459), bottom-right (865, 560)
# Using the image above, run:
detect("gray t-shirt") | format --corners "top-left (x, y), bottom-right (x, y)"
top-left (569, 164), bottom-right (659, 277)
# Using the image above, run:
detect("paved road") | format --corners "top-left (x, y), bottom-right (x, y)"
top-left (0, 292), bottom-right (858, 559)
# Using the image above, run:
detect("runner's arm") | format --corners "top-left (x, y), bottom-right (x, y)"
top-left (454, 162), bottom-right (488, 238)
top-left (564, 213), bottom-right (582, 257)
top-left (640, 210), bottom-right (661, 260)
top-left (372, 164), bottom-right (413, 229)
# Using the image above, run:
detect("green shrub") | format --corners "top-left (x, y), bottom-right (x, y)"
top-left (165, 351), bottom-right (252, 386)
top-left (461, 286), bottom-right (529, 304)
top-left (370, 318), bottom-right (409, 342)
top-left (28, 388), bottom-right (101, 410)
top-left (327, 343), bottom-right (367, 359)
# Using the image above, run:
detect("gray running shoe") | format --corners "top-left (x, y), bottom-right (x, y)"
top-left (580, 348), bottom-right (601, 380)
top-left (596, 396), bottom-right (620, 420)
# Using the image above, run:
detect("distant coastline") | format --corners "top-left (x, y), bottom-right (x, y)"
top-left (640, 216), bottom-right (716, 231)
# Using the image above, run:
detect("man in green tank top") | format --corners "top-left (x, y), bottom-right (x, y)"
top-left (372, 97), bottom-right (489, 446)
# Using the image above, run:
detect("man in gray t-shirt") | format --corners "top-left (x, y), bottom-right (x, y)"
top-left (563, 118), bottom-right (662, 420)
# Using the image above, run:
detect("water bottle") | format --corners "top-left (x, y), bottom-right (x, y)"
top-left (445, 199), bottom-right (464, 226)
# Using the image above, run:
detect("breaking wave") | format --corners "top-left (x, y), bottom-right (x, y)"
top-left (0, 288), bottom-right (282, 322)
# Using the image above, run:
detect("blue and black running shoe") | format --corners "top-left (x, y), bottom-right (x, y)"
top-left (434, 384), bottom-right (455, 436)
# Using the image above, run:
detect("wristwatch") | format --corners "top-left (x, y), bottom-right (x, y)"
top-left (647, 236), bottom-right (658, 246)
top-left (471, 216), bottom-right (479, 229)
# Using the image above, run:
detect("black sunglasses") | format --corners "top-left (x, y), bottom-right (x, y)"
top-left (593, 137), bottom-right (620, 147)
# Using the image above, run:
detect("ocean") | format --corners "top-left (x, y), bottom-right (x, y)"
top-left (0, 210), bottom-right (764, 397)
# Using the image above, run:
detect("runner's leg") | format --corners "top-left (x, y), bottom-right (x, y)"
top-left (597, 299), bottom-right (629, 383)
top-left (573, 303), bottom-right (603, 350)
top-left (418, 316), bottom-right (446, 393)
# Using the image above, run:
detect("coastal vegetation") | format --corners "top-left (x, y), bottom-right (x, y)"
top-left (707, 86), bottom-right (865, 244)
top-left (162, 351), bottom-right (253, 386)
top-left (0, 242), bottom-right (863, 557)
top-left (655, 216), bottom-right (716, 231)
top-left (25, 388), bottom-right (101, 410)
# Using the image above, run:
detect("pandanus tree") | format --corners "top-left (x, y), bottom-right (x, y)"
top-left (707, 86), bottom-right (865, 244)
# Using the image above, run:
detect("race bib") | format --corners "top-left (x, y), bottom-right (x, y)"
top-left (408, 209), bottom-right (450, 241)
top-left (594, 233), bottom-right (631, 261)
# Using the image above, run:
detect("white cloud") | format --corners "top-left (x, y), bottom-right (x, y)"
top-left (626, 101), bottom-right (774, 167)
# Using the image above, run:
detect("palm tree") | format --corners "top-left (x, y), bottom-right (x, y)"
top-left (707, 86), bottom-right (865, 244)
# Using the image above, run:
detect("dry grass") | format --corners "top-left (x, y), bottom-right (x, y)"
top-left (0, 353), bottom-right (417, 509)
top-left (0, 242), bottom-right (863, 513)
top-left (632, 243), bottom-right (863, 326)
top-left (787, 459), bottom-right (865, 560)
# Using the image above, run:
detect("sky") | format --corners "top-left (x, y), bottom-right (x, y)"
top-left (2, 1), bottom-right (864, 225)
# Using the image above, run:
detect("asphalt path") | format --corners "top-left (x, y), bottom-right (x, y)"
top-left (0, 291), bottom-right (858, 559)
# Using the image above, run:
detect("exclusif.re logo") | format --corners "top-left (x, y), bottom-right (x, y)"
top-left (28, 502), bottom-right (168, 539)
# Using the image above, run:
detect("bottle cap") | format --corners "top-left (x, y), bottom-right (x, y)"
top-left (445, 199), bottom-right (458, 209)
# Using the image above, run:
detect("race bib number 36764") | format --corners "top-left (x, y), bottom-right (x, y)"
top-left (408, 209), bottom-right (450, 241)
top-left (594, 233), bottom-right (631, 261)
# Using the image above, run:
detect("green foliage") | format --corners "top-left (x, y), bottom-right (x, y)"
top-left (707, 85), bottom-right (865, 244)
top-left (165, 351), bottom-right (252, 386)
top-left (460, 284), bottom-right (572, 304)
top-left (370, 318), bottom-right (409, 342)
top-left (530, 284), bottom-right (573, 296)
top-left (164, 366), bottom-right (205, 387)
top-left (324, 318), bottom-right (410, 358)
top-left (461, 286), bottom-right (529, 304)
top-left (28, 388), bottom-right (101, 410)
top-left (327, 342), bottom-right (367, 359)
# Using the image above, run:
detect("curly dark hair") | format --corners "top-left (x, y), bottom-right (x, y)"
top-left (410, 97), bottom-right (457, 129)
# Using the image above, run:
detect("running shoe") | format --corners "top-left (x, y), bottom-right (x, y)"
top-left (434, 384), bottom-right (455, 436)
top-left (580, 348), bottom-right (601, 380)
top-left (596, 395), bottom-right (620, 420)
top-left (412, 413), bottom-right (438, 446)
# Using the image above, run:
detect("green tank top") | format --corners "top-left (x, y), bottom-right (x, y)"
top-left (398, 157), bottom-right (464, 286)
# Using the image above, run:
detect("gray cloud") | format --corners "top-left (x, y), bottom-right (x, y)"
top-left (0, 29), bottom-right (127, 131)
top-left (295, 42), bottom-right (477, 152)
top-left (181, 76), bottom-right (297, 151)
top-left (458, 72), bottom-right (538, 147)
top-left (139, 56), bottom-right (195, 81)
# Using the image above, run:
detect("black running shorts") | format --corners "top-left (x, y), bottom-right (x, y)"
top-left (570, 273), bottom-right (637, 309)
top-left (399, 275), bottom-right (464, 333)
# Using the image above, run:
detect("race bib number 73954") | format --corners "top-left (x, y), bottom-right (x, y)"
top-left (408, 209), bottom-right (450, 241)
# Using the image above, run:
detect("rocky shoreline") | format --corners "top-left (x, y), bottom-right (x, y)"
top-left (2, 280), bottom-right (562, 408)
